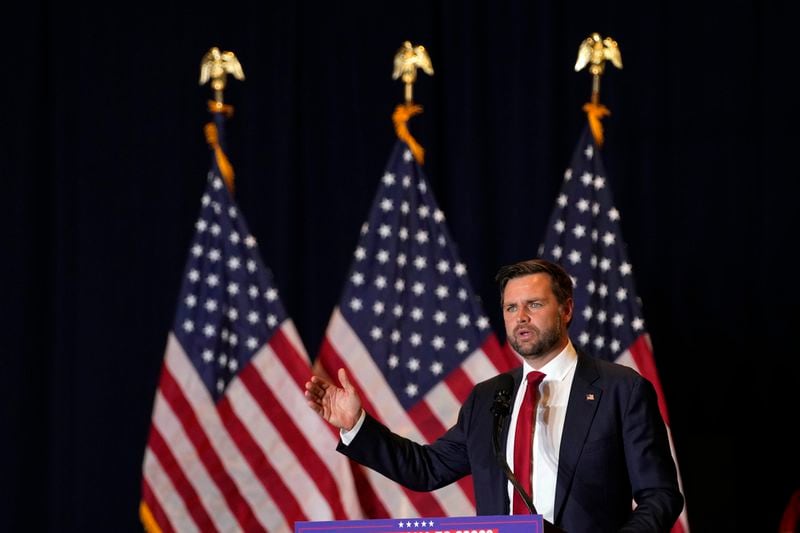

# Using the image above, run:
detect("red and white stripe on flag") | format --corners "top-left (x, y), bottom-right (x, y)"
top-left (141, 320), bottom-right (363, 532)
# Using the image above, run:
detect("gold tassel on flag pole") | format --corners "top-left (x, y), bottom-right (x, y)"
top-left (574, 33), bottom-right (622, 147)
top-left (199, 46), bottom-right (245, 193)
top-left (391, 41), bottom-right (434, 165)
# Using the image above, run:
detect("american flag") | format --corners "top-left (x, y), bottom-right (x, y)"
top-left (140, 112), bottom-right (362, 532)
top-left (537, 125), bottom-right (689, 533)
top-left (316, 140), bottom-right (519, 519)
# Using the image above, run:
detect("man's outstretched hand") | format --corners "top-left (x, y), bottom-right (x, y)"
top-left (305, 368), bottom-right (363, 431)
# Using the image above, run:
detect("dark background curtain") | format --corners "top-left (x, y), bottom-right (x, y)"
top-left (4, 1), bottom-right (798, 531)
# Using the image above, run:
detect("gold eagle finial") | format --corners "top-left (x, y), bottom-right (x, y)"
top-left (574, 33), bottom-right (621, 105)
top-left (575, 32), bottom-right (622, 75)
top-left (392, 41), bottom-right (434, 104)
top-left (199, 47), bottom-right (245, 106)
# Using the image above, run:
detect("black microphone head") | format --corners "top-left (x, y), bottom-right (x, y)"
top-left (490, 373), bottom-right (514, 417)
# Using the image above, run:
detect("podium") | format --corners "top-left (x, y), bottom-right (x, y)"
top-left (295, 514), bottom-right (543, 532)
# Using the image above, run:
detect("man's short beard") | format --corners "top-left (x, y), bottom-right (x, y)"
top-left (509, 327), bottom-right (562, 358)
top-left (508, 313), bottom-right (565, 358)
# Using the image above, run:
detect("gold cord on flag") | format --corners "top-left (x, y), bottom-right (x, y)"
top-left (140, 501), bottom-right (163, 533)
top-left (204, 120), bottom-right (235, 194)
top-left (582, 101), bottom-right (611, 147)
top-left (392, 103), bottom-right (425, 165)
top-left (391, 41), bottom-right (434, 165)
top-left (574, 33), bottom-right (622, 147)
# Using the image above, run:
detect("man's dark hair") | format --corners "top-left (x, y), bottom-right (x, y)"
top-left (494, 258), bottom-right (574, 307)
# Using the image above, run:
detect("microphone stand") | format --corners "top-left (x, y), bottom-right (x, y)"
top-left (492, 387), bottom-right (566, 533)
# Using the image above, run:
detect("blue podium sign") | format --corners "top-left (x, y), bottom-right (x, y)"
top-left (295, 514), bottom-right (543, 533)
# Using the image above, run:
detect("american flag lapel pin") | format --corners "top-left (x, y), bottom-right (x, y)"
top-left (585, 393), bottom-right (595, 401)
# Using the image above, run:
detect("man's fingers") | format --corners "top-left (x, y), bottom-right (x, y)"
top-left (304, 381), bottom-right (325, 402)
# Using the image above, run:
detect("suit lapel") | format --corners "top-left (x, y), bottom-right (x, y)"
top-left (502, 367), bottom-right (524, 446)
top-left (553, 354), bottom-right (602, 522)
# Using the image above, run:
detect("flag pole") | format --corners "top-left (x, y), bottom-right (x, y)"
top-left (574, 32), bottom-right (622, 146)
top-left (199, 46), bottom-right (245, 193)
top-left (391, 40), bottom-right (434, 165)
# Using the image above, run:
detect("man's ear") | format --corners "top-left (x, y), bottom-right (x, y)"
top-left (562, 297), bottom-right (574, 323)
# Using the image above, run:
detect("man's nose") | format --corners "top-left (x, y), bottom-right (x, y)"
top-left (515, 308), bottom-right (529, 322)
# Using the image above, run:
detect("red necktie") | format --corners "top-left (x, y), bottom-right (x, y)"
top-left (512, 371), bottom-right (545, 514)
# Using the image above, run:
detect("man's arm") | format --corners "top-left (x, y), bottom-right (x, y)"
top-left (620, 376), bottom-right (684, 532)
top-left (336, 394), bottom-right (475, 492)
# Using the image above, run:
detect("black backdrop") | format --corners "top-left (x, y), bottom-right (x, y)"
top-left (4, 1), bottom-right (799, 531)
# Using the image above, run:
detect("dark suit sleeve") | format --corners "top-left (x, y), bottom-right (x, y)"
top-left (336, 406), bottom-right (473, 492)
top-left (618, 375), bottom-right (684, 532)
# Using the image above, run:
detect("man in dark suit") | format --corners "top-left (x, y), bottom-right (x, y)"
top-left (305, 258), bottom-right (683, 532)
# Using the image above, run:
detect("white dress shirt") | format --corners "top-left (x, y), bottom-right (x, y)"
top-left (505, 341), bottom-right (578, 522)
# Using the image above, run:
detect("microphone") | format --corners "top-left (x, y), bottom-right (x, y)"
top-left (492, 373), bottom-right (566, 533)
top-left (490, 373), bottom-right (513, 457)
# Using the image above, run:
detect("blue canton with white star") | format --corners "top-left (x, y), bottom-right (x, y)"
top-left (173, 164), bottom-right (288, 401)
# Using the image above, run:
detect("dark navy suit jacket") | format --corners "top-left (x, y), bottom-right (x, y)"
top-left (338, 353), bottom-right (683, 533)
